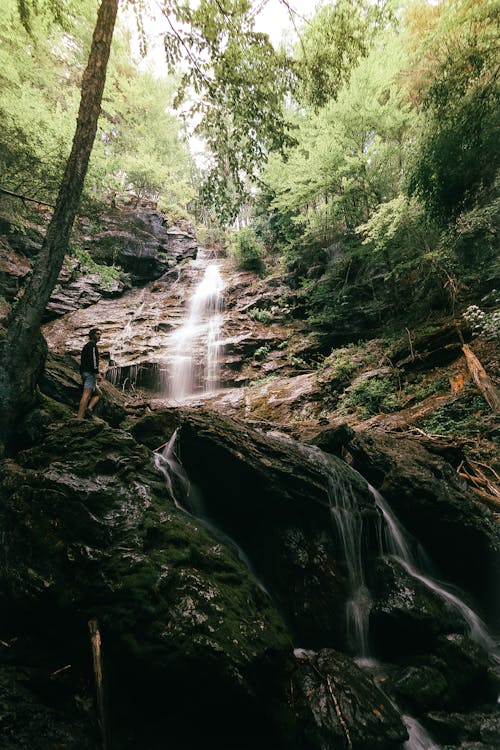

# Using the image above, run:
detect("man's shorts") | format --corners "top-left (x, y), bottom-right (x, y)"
top-left (81, 371), bottom-right (97, 390)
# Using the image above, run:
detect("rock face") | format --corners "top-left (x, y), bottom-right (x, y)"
top-left (1, 388), bottom-right (498, 747)
top-left (82, 209), bottom-right (198, 284)
top-left (291, 648), bottom-right (407, 749)
top-left (0, 417), bottom-right (293, 748)
top-left (44, 259), bottom-right (127, 321)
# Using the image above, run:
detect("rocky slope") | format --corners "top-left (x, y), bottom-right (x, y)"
top-left (1, 202), bottom-right (499, 749)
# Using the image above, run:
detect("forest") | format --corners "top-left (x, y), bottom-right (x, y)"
top-left (0, 1), bottom-right (499, 749)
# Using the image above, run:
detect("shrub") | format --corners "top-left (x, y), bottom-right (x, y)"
top-left (339, 375), bottom-right (401, 417)
top-left (463, 303), bottom-right (500, 341)
top-left (71, 246), bottom-right (127, 289)
top-left (254, 345), bottom-right (270, 361)
top-left (249, 308), bottom-right (273, 324)
top-left (229, 228), bottom-right (265, 273)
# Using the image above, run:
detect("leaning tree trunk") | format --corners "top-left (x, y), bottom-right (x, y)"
top-left (0, 0), bottom-right (119, 452)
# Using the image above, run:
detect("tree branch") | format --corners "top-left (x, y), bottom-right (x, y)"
top-left (0, 186), bottom-right (54, 209)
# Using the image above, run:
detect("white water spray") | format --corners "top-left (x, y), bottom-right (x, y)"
top-left (167, 262), bottom-right (225, 401)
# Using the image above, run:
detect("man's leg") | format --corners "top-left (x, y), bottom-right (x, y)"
top-left (77, 388), bottom-right (93, 419)
top-left (87, 386), bottom-right (102, 413)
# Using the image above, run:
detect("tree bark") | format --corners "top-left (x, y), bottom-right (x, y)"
top-left (0, 0), bottom-right (119, 451)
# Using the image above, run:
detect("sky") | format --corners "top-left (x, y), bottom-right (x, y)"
top-left (125, 0), bottom-right (316, 163)
top-left (253, 0), bottom-right (314, 45)
top-left (130, 0), bottom-right (316, 74)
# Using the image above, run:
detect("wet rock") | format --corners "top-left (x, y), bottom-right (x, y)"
top-left (432, 634), bottom-right (497, 706)
top-left (148, 407), bottom-right (380, 649)
top-left (369, 557), bottom-right (465, 656)
top-left (426, 709), bottom-right (500, 746)
top-left (347, 431), bottom-right (500, 617)
top-left (0, 419), bottom-right (292, 747)
top-left (309, 422), bottom-right (355, 457)
top-left (391, 665), bottom-right (448, 711)
top-left (290, 648), bottom-right (407, 749)
top-left (0, 664), bottom-right (97, 750)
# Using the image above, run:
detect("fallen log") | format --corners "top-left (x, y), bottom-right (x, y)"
top-left (462, 344), bottom-right (500, 414)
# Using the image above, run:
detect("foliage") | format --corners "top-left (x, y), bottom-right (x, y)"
top-left (295, 0), bottom-right (396, 108)
top-left (405, 0), bottom-right (500, 220)
top-left (338, 375), bottom-right (401, 416)
top-left (0, 0), bottom-right (80, 202)
top-left (463, 304), bottom-right (500, 341)
top-left (253, 345), bottom-right (270, 361)
top-left (71, 245), bottom-right (127, 289)
top-left (417, 389), bottom-right (489, 438)
top-left (100, 64), bottom-right (193, 206)
top-left (248, 308), bottom-right (273, 324)
top-left (318, 346), bottom-right (359, 383)
top-left (194, 222), bottom-right (228, 248)
top-left (262, 34), bottom-right (413, 268)
top-left (229, 227), bottom-right (264, 273)
top-left (161, 0), bottom-right (296, 222)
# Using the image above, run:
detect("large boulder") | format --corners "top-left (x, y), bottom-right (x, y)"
top-left (290, 648), bottom-right (407, 749)
top-left (0, 418), bottom-right (292, 748)
top-left (132, 408), bottom-right (382, 649)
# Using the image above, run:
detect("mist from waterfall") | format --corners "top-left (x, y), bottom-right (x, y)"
top-left (166, 261), bottom-right (225, 401)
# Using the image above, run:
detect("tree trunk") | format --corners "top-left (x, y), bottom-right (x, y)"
top-left (0, 0), bottom-right (119, 451)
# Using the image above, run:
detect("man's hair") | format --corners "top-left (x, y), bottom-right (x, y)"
top-left (88, 327), bottom-right (101, 338)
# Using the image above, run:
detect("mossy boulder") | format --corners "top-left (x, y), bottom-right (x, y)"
top-left (0, 418), bottom-right (292, 747)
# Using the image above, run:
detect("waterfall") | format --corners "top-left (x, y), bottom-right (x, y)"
top-left (106, 289), bottom-right (147, 389)
top-left (371, 485), bottom-right (495, 652)
top-left (154, 432), bottom-right (268, 591)
top-left (167, 261), bottom-right (225, 401)
top-left (299, 445), bottom-right (498, 662)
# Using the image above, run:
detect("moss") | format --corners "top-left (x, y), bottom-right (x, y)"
top-left (71, 245), bottom-right (128, 289)
top-left (418, 389), bottom-right (489, 437)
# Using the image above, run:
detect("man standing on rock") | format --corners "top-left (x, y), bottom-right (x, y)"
top-left (77, 327), bottom-right (102, 419)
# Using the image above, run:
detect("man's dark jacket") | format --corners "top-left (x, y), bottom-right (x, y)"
top-left (80, 341), bottom-right (99, 374)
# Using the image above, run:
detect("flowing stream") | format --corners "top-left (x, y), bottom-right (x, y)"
top-left (166, 258), bottom-right (225, 401)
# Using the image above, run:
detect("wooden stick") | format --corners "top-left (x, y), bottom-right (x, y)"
top-left (326, 673), bottom-right (352, 749)
top-left (89, 619), bottom-right (107, 750)
top-left (462, 344), bottom-right (500, 414)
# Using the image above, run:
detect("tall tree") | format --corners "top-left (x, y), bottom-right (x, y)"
top-left (0, 0), bottom-right (119, 451)
top-left (0, 0), bottom-right (295, 451)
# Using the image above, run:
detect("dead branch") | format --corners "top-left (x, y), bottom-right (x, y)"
top-left (326, 673), bottom-right (352, 749)
top-left (468, 486), bottom-right (500, 510)
top-left (89, 619), bottom-right (107, 750)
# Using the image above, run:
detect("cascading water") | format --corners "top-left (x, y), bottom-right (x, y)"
top-left (303, 444), bottom-right (497, 661)
top-left (106, 289), bottom-right (147, 389)
top-left (154, 432), bottom-right (268, 591)
top-left (299, 443), bottom-right (500, 749)
top-left (153, 435), bottom-right (498, 750)
top-left (167, 260), bottom-right (225, 401)
top-left (371, 485), bottom-right (496, 653)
